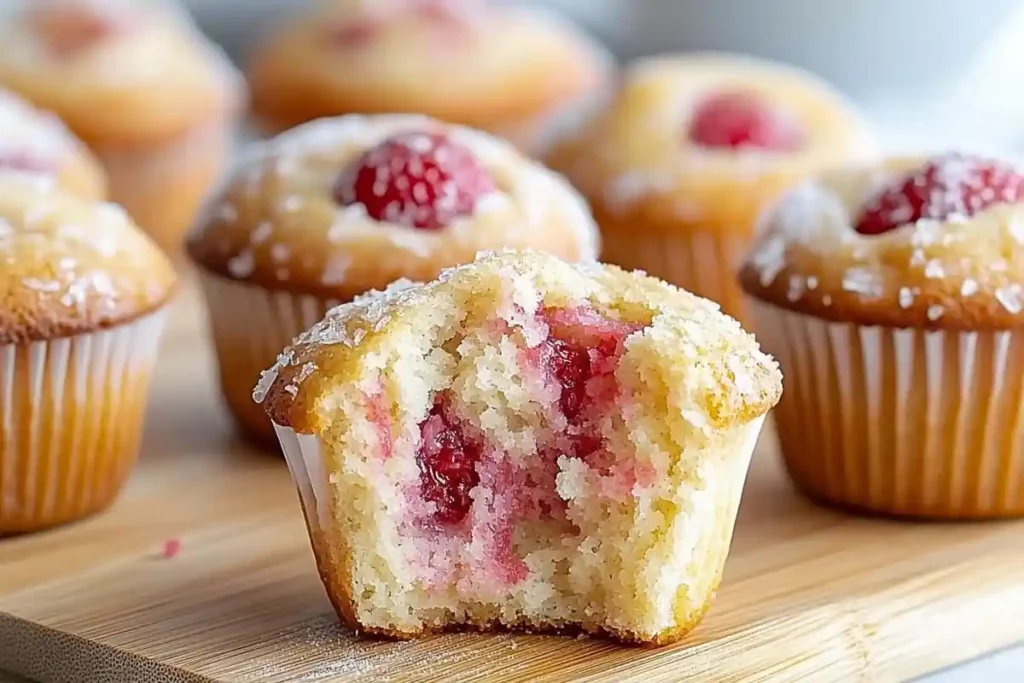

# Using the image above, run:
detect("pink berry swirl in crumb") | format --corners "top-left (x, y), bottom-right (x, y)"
top-left (739, 154), bottom-right (1024, 329)
top-left (186, 114), bottom-right (600, 302)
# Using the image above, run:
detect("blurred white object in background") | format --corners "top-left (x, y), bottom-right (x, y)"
top-left (542, 0), bottom-right (1021, 97)
top-left (185, 0), bottom-right (1020, 95)
top-left (185, 0), bottom-right (1024, 152)
top-left (861, 5), bottom-right (1024, 154)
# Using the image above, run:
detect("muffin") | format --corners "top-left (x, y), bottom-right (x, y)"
top-left (741, 152), bottom-right (1024, 519)
top-left (0, 172), bottom-right (176, 533)
top-left (255, 249), bottom-right (781, 643)
top-left (548, 52), bottom-right (876, 323)
top-left (0, 88), bottom-right (105, 200)
top-left (246, 0), bottom-right (613, 154)
top-left (187, 114), bottom-right (600, 443)
top-left (0, 0), bottom-right (245, 253)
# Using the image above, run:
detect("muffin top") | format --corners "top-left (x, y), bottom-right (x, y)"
top-left (0, 173), bottom-right (177, 344)
top-left (740, 153), bottom-right (1024, 330)
top-left (547, 53), bottom-right (875, 227)
top-left (0, 88), bottom-right (105, 200)
top-left (255, 249), bottom-right (782, 433)
top-left (246, 0), bottom-right (612, 139)
top-left (187, 114), bottom-right (601, 300)
top-left (0, 0), bottom-right (243, 145)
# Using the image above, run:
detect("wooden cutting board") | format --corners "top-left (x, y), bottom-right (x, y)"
top-left (2, 284), bottom-right (1024, 683)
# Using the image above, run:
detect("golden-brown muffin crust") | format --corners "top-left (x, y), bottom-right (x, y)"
top-left (547, 52), bottom-right (876, 234)
top-left (187, 115), bottom-right (601, 300)
top-left (740, 156), bottom-right (1024, 330)
top-left (0, 0), bottom-right (244, 146)
top-left (0, 172), bottom-right (177, 344)
top-left (256, 249), bottom-right (782, 433)
top-left (246, 0), bottom-right (613, 143)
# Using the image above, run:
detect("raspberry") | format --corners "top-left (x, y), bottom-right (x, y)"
top-left (854, 153), bottom-right (1024, 236)
top-left (539, 308), bottom-right (643, 460)
top-left (325, 18), bottom-right (381, 46)
top-left (28, 0), bottom-right (134, 57)
top-left (416, 396), bottom-right (483, 525)
top-left (326, 0), bottom-right (474, 47)
top-left (333, 131), bottom-right (495, 230)
top-left (688, 91), bottom-right (804, 151)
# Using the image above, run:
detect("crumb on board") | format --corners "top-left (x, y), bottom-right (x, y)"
top-left (162, 538), bottom-right (181, 559)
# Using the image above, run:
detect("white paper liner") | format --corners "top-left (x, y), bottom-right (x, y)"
top-left (751, 299), bottom-right (1024, 518)
top-left (96, 117), bottom-right (235, 253)
top-left (0, 311), bottom-right (166, 532)
top-left (271, 413), bottom-right (768, 595)
top-left (198, 272), bottom-right (340, 441)
top-left (603, 226), bottom-right (750, 324)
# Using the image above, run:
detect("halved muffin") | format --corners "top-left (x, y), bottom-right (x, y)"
top-left (256, 250), bottom-right (780, 643)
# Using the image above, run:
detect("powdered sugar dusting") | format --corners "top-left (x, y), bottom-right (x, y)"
top-left (0, 90), bottom-right (75, 174)
top-left (254, 277), bottom-right (420, 404)
top-left (746, 157), bottom-right (1024, 321)
top-left (254, 249), bottom-right (780, 440)
top-left (205, 114), bottom-right (598, 289)
top-left (898, 287), bottom-right (914, 310)
top-left (996, 285), bottom-right (1024, 315)
top-left (841, 267), bottom-right (883, 298)
top-left (0, 174), bottom-right (173, 339)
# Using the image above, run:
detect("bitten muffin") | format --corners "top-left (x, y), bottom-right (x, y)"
top-left (0, 88), bottom-right (105, 200)
top-left (741, 152), bottom-right (1024, 519)
top-left (187, 114), bottom-right (600, 443)
top-left (0, 172), bottom-right (176, 533)
top-left (0, 0), bottom-right (245, 253)
top-left (246, 0), bottom-right (613, 154)
top-left (255, 250), bottom-right (781, 643)
top-left (548, 52), bottom-right (876, 323)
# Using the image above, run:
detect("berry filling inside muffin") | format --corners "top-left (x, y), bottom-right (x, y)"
top-left (688, 91), bottom-right (804, 151)
top-left (28, 0), bottom-right (139, 57)
top-left (333, 130), bottom-right (497, 230)
top-left (855, 152), bottom-right (1024, 235)
top-left (371, 303), bottom-right (649, 594)
top-left (413, 307), bottom-right (643, 527)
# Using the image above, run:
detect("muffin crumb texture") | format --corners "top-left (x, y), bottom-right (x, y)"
top-left (258, 250), bottom-right (780, 643)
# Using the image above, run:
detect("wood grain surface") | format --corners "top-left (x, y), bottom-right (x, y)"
top-left (2, 282), bottom-right (1024, 683)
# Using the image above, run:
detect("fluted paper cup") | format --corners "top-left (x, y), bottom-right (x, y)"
top-left (0, 311), bottom-right (166, 533)
top-left (198, 272), bottom-right (340, 443)
top-left (602, 226), bottom-right (751, 324)
top-left (271, 413), bottom-right (767, 633)
top-left (96, 117), bottom-right (234, 257)
top-left (751, 299), bottom-right (1024, 519)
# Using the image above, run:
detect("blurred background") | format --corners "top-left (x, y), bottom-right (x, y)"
top-left (184, 0), bottom-right (1024, 152)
